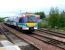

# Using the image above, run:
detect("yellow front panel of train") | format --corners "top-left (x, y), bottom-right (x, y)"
top-left (26, 23), bottom-right (36, 27)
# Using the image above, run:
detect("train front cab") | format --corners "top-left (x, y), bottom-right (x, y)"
top-left (17, 15), bottom-right (38, 32)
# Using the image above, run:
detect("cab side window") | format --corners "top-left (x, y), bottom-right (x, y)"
top-left (19, 18), bottom-right (23, 23)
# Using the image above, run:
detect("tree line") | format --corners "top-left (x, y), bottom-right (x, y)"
top-left (35, 8), bottom-right (65, 29)
top-left (48, 8), bottom-right (65, 29)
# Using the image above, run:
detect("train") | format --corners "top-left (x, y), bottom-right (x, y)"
top-left (4, 13), bottom-right (40, 32)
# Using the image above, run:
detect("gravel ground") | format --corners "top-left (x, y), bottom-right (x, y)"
top-left (0, 35), bottom-right (7, 41)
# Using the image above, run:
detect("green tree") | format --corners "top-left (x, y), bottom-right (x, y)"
top-left (57, 11), bottom-right (65, 28)
top-left (35, 12), bottom-right (45, 19)
top-left (0, 17), bottom-right (4, 22)
top-left (48, 8), bottom-right (59, 28)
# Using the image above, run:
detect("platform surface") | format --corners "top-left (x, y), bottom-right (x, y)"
top-left (0, 40), bottom-right (21, 50)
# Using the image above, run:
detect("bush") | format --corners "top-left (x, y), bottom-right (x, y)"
top-left (38, 22), bottom-right (47, 28)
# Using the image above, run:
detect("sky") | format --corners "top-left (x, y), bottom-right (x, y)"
top-left (0, 0), bottom-right (65, 17)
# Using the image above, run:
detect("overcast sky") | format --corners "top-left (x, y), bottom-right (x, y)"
top-left (0, 0), bottom-right (65, 17)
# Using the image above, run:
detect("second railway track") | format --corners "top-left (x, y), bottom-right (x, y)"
top-left (30, 33), bottom-right (65, 50)
top-left (37, 28), bottom-right (65, 38)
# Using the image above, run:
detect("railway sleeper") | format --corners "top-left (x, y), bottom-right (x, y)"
top-left (48, 39), bottom-right (62, 45)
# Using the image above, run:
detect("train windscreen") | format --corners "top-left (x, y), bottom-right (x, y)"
top-left (19, 16), bottom-right (36, 23)
top-left (27, 16), bottom-right (36, 22)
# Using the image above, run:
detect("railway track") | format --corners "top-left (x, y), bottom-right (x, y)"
top-left (2, 24), bottom-right (63, 50)
top-left (37, 28), bottom-right (65, 38)
top-left (30, 33), bottom-right (65, 50)
top-left (0, 25), bottom-right (39, 50)
top-left (34, 31), bottom-right (65, 42)
top-left (4, 24), bottom-right (65, 50)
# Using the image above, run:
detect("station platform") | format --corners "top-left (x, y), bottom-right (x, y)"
top-left (0, 40), bottom-right (21, 50)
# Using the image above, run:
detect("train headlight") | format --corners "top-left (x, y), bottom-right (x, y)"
top-left (25, 28), bottom-right (29, 29)
top-left (22, 27), bottom-right (29, 30)
top-left (34, 27), bottom-right (38, 29)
